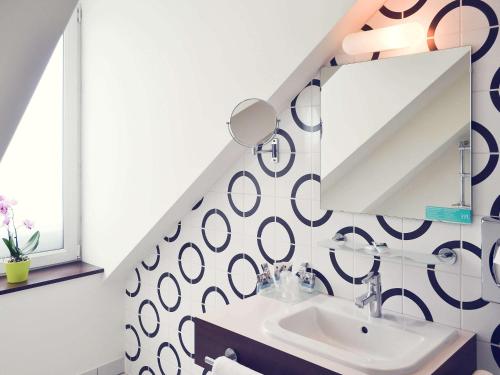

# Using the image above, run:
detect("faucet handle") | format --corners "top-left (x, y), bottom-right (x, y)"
top-left (361, 271), bottom-right (380, 284)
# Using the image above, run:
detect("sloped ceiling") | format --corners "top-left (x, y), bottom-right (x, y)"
top-left (0, 0), bottom-right (78, 160)
top-left (80, 0), bottom-right (386, 279)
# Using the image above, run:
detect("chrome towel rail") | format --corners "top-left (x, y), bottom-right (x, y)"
top-left (205, 347), bottom-right (238, 367)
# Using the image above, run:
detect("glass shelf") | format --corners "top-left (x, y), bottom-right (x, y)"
top-left (317, 236), bottom-right (457, 266)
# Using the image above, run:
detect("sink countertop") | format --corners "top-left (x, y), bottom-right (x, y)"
top-left (197, 294), bottom-right (475, 375)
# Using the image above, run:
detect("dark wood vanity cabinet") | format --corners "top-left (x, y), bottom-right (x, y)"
top-left (194, 317), bottom-right (336, 375)
top-left (194, 317), bottom-right (477, 375)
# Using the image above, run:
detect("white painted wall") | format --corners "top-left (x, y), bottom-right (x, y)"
top-left (0, 275), bottom-right (124, 375)
top-left (0, 0), bottom-right (78, 160)
top-left (80, 0), bottom-right (386, 277)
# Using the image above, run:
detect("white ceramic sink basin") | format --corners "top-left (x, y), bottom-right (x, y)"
top-left (263, 295), bottom-right (457, 375)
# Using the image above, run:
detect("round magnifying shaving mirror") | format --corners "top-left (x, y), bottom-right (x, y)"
top-left (228, 98), bottom-right (280, 162)
top-left (228, 98), bottom-right (279, 148)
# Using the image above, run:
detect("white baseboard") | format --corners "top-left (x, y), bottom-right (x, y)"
top-left (80, 358), bottom-right (124, 375)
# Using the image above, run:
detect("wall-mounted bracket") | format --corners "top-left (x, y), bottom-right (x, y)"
top-left (436, 248), bottom-right (458, 265)
top-left (253, 138), bottom-right (279, 163)
top-left (452, 140), bottom-right (471, 208)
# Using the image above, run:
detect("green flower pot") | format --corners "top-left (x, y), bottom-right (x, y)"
top-left (4, 259), bottom-right (31, 283)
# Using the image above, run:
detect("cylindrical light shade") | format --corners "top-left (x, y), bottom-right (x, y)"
top-left (342, 23), bottom-right (425, 55)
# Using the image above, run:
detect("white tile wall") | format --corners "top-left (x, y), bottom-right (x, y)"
top-left (125, 2), bottom-right (500, 373)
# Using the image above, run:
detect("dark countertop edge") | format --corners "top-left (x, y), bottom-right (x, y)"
top-left (0, 261), bottom-right (104, 295)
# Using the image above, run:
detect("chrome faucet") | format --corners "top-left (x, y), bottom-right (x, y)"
top-left (355, 271), bottom-right (382, 318)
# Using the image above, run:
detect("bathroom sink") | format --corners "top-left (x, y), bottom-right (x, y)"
top-left (263, 295), bottom-right (457, 375)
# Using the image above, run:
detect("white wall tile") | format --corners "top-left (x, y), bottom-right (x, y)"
top-left (402, 218), bottom-right (461, 274)
top-left (311, 246), bottom-right (352, 299)
top-left (472, 153), bottom-right (500, 216)
top-left (461, 217), bottom-right (483, 278)
top-left (472, 90), bottom-right (500, 153)
top-left (462, 275), bottom-right (500, 343)
top-left (403, 265), bottom-right (461, 328)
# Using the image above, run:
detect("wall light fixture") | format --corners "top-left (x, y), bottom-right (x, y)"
top-left (342, 23), bottom-right (425, 55)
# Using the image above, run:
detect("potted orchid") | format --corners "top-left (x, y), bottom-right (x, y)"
top-left (1, 195), bottom-right (40, 283)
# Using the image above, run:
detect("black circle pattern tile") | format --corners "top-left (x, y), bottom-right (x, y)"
top-left (377, 216), bottom-right (432, 240)
top-left (382, 288), bottom-right (433, 321)
top-left (257, 216), bottom-right (295, 264)
top-left (164, 221), bottom-right (181, 243)
top-left (427, 241), bottom-right (488, 310)
top-left (201, 209), bottom-right (231, 252)
top-left (157, 272), bottom-right (181, 312)
top-left (142, 245), bottom-right (160, 271)
top-left (329, 226), bottom-right (380, 285)
top-left (228, 171), bottom-right (261, 217)
top-left (292, 174), bottom-right (332, 226)
top-left (178, 315), bottom-right (195, 358)
top-left (125, 324), bottom-right (141, 362)
top-left (192, 197), bottom-right (204, 210)
top-left (291, 80), bottom-right (322, 133)
top-left (126, 268), bottom-right (141, 298)
top-left (380, 0), bottom-right (427, 18)
top-left (178, 242), bottom-right (205, 284)
top-left (472, 121), bottom-right (499, 186)
top-left (228, 253), bottom-right (260, 299)
top-left (201, 286), bottom-right (229, 313)
top-left (139, 366), bottom-right (155, 375)
top-left (428, 0), bottom-right (498, 62)
top-left (157, 342), bottom-right (181, 375)
top-left (138, 299), bottom-right (160, 338)
top-left (490, 68), bottom-right (500, 111)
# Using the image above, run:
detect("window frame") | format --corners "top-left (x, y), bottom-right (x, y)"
top-left (1, 5), bottom-right (82, 271)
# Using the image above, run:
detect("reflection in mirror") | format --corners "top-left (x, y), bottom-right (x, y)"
top-left (228, 98), bottom-right (278, 148)
top-left (320, 47), bottom-right (471, 223)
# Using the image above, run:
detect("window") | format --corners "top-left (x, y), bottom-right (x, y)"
top-left (0, 7), bottom-right (81, 269)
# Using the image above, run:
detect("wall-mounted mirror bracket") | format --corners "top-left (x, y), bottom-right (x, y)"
top-left (252, 138), bottom-right (279, 163)
top-left (452, 140), bottom-right (471, 208)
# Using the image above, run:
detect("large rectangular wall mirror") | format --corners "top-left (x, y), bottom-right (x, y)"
top-left (320, 47), bottom-right (471, 223)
